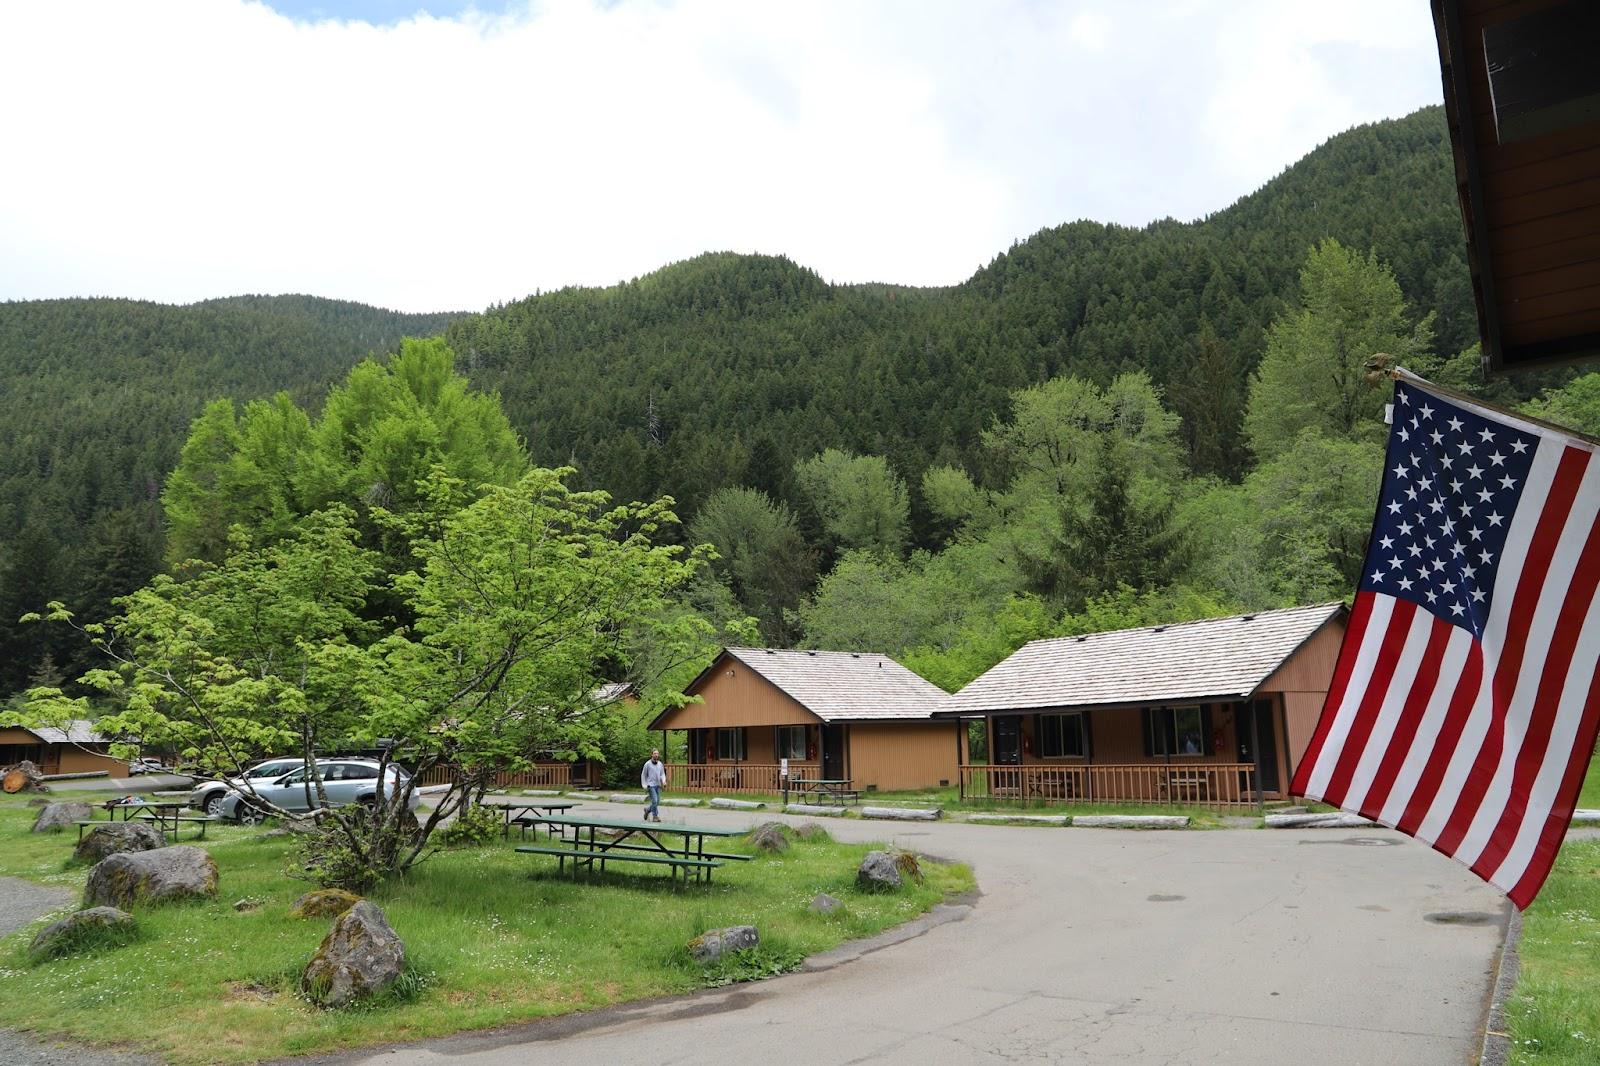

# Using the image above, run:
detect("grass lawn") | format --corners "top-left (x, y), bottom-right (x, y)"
top-left (0, 792), bottom-right (972, 1065)
top-left (1503, 754), bottom-right (1600, 1065)
top-left (1577, 753), bottom-right (1600, 810)
top-left (1507, 837), bottom-right (1600, 1064)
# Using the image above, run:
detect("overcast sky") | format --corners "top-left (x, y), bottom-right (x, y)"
top-left (0, 1), bottom-right (1445, 314)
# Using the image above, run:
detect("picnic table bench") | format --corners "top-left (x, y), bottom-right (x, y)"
top-left (514, 845), bottom-right (721, 886)
top-left (516, 813), bottom-right (746, 888)
top-left (784, 778), bottom-right (860, 805)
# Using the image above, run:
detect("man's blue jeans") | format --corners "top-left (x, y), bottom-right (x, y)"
top-left (646, 784), bottom-right (661, 819)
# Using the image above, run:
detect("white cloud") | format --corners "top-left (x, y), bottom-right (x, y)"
top-left (0, 0), bottom-right (1443, 312)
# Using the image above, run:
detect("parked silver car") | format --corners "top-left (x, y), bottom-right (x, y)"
top-left (188, 757), bottom-right (308, 816)
top-left (218, 759), bottom-right (417, 824)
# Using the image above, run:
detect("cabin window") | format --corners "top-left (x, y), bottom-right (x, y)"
top-left (715, 727), bottom-right (746, 761)
top-left (774, 725), bottom-right (807, 761)
top-left (1036, 713), bottom-right (1085, 758)
top-left (1143, 707), bottom-right (1209, 757)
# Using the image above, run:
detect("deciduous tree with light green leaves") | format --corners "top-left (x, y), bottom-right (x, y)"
top-left (1245, 238), bottom-right (1435, 463)
top-left (163, 338), bottom-right (526, 566)
top-left (26, 468), bottom-right (714, 888)
top-left (793, 449), bottom-right (910, 559)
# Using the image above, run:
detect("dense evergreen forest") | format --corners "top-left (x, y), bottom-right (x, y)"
top-left (3, 105), bottom-right (1594, 701)
top-left (0, 297), bottom-right (460, 694)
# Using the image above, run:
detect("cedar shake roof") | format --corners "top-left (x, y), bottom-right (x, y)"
top-left (684, 647), bottom-right (954, 723)
top-left (948, 602), bottom-right (1347, 715)
top-left (592, 682), bottom-right (637, 704)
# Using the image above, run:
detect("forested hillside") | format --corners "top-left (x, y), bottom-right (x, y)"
top-left (449, 106), bottom-right (1479, 517)
top-left (0, 296), bottom-right (460, 693)
top-left (3, 104), bottom-right (1587, 701)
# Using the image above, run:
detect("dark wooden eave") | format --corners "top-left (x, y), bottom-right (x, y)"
top-left (1433, 0), bottom-right (1600, 374)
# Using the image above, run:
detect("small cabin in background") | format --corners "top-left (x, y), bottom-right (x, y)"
top-left (650, 648), bottom-right (960, 794)
top-left (943, 603), bottom-right (1349, 807)
top-left (0, 720), bottom-right (129, 778)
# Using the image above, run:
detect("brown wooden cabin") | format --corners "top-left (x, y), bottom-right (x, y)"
top-left (649, 648), bottom-right (959, 794)
top-left (0, 720), bottom-right (129, 777)
top-left (538, 681), bottom-right (637, 788)
top-left (942, 603), bottom-right (1349, 809)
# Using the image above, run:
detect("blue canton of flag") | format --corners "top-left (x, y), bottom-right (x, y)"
top-left (1357, 385), bottom-right (1540, 639)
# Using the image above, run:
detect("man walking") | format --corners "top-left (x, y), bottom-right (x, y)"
top-left (641, 749), bottom-right (667, 822)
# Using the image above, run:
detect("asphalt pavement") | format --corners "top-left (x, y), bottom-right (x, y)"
top-left (292, 799), bottom-right (1509, 1066)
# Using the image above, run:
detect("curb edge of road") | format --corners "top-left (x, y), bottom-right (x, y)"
top-left (1477, 903), bottom-right (1521, 1066)
top-left (800, 894), bottom-right (977, 973)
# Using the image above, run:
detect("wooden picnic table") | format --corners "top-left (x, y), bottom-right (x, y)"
top-left (478, 798), bottom-right (578, 839)
top-left (785, 777), bottom-right (860, 805)
top-left (516, 813), bottom-right (746, 887)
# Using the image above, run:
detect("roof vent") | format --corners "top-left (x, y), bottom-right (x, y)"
top-left (806, 650), bottom-right (817, 656)
top-left (851, 653), bottom-right (860, 658)
top-left (1152, 626), bottom-right (1166, 633)
top-left (765, 649), bottom-right (776, 654)
top-left (1075, 636), bottom-right (1088, 643)
top-left (1241, 614), bottom-right (1255, 622)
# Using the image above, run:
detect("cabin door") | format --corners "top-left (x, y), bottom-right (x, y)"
top-left (821, 725), bottom-right (846, 780)
top-left (1237, 699), bottom-right (1280, 794)
top-left (993, 716), bottom-right (1022, 765)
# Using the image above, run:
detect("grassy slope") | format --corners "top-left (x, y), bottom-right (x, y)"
top-left (0, 794), bottom-right (971, 1064)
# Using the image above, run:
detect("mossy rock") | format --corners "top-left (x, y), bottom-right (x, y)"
top-left (301, 901), bottom-right (406, 1008)
top-left (290, 888), bottom-right (363, 920)
top-left (28, 907), bottom-right (137, 964)
top-left (84, 846), bottom-right (219, 909)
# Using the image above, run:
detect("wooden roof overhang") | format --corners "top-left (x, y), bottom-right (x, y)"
top-left (1434, 0), bottom-right (1600, 373)
top-left (933, 694), bottom-right (1257, 721)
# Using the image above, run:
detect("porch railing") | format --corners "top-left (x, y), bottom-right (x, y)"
top-left (665, 763), bottom-right (821, 794)
top-left (416, 764), bottom-right (574, 790)
top-left (958, 763), bottom-right (1259, 809)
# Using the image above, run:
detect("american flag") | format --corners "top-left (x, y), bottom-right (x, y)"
top-left (1291, 370), bottom-right (1600, 908)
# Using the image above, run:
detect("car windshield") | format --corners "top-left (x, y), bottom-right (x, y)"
top-left (246, 762), bottom-right (294, 778)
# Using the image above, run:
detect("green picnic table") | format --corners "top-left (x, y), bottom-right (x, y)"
top-left (78, 799), bottom-right (211, 841)
top-left (479, 798), bottom-right (579, 840)
top-left (515, 813), bottom-right (747, 887)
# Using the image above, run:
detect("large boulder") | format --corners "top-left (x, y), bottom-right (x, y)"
top-left (301, 901), bottom-right (406, 1008)
top-left (688, 925), bottom-right (759, 964)
top-left (856, 849), bottom-right (903, 891)
top-left (74, 822), bottom-right (165, 864)
top-left (28, 906), bottom-right (136, 963)
top-left (32, 802), bottom-right (93, 833)
top-left (85, 846), bottom-right (218, 908)
top-left (747, 822), bottom-right (789, 854)
top-left (290, 888), bottom-right (363, 920)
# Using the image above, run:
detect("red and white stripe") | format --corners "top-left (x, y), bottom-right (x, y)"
top-left (1293, 402), bottom-right (1600, 909)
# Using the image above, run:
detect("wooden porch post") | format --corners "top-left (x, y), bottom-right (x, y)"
top-left (1085, 711), bottom-right (1094, 802)
top-left (1250, 701), bottom-right (1265, 810)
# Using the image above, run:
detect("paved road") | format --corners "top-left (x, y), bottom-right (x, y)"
top-left (303, 800), bottom-right (1508, 1066)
